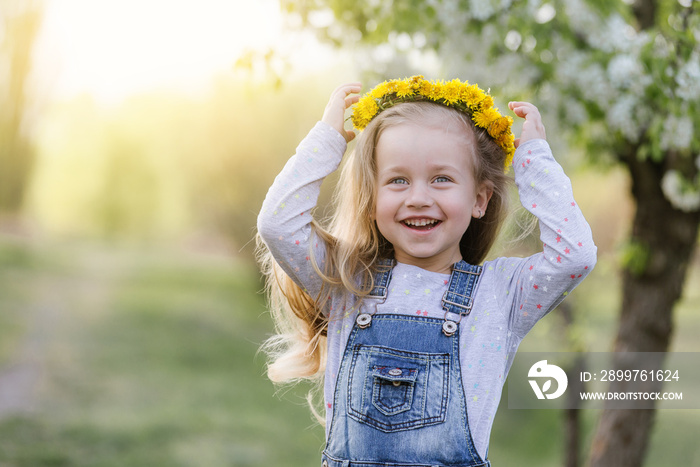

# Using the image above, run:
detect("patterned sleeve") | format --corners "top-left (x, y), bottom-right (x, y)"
top-left (491, 139), bottom-right (597, 339)
top-left (257, 121), bottom-right (347, 298)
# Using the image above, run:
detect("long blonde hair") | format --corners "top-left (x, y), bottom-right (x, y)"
top-left (257, 101), bottom-right (511, 404)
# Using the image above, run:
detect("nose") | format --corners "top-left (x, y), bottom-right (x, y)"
top-left (405, 183), bottom-right (434, 208)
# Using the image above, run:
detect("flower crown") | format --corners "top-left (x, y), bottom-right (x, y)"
top-left (351, 75), bottom-right (516, 170)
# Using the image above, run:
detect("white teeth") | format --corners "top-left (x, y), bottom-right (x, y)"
top-left (404, 219), bottom-right (438, 227)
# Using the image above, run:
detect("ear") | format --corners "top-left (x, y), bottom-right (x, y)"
top-left (472, 180), bottom-right (494, 219)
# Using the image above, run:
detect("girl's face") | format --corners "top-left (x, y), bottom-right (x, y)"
top-left (373, 122), bottom-right (492, 274)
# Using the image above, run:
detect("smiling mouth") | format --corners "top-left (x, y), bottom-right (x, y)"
top-left (402, 219), bottom-right (442, 230)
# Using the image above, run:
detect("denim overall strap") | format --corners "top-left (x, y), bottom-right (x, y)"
top-left (355, 259), bottom-right (395, 329)
top-left (368, 259), bottom-right (480, 306)
top-left (367, 258), bottom-right (395, 299)
top-left (442, 260), bottom-right (482, 316)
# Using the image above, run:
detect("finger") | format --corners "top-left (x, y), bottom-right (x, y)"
top-left (324, 83), bottom-right (361, 114)
top-left (345, 130), bottom-right (357, 143)
top-left (336, 81), bottom-right (362, 89)
top-left (509, 101), bottom-right (539, 119)
top-left (332, 82), bottom-right (362, 97)
top-left (512, 106), bottom-right (539, 119)
top-left (513, 137), bottom-right (521, 149)
top-left (508, 101), bottom-right (537, 110)
top-left (329, 84), bottom-right (362, 112)
top-left (344, 94), bottom-right (361, 109)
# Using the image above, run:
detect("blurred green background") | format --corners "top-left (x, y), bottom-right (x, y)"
top-left (0, 1), bottom-right (699, 466)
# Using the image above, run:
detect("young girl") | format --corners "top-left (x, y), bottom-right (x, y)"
top-left (257, 76), bottom-right (596, 467)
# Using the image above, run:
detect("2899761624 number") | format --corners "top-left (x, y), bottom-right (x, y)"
top-left (599, 369), bottom-right (679, 382)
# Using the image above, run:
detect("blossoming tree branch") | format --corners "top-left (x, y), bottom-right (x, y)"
top-left (278, 0), bottom-right (700, 466)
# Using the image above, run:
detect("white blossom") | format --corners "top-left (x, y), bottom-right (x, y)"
top-left (676, 53), bottom-right (700, 101)
top-left (607, 94), bottom-right (642, 142)
top-left (606, 53), bottom-right (654, 98)
top-left (562, 1), bottom-right (646, 54)
top-left (535, 4), bottom-right (556, 24)
top-left (557, 51), bottom-right (616, 107)
top-left (500, 0), bottom-right (515, 10)
top-left (589, 15), bottom-right (629, 53)
top-left (608, 55), bottom-right (638, 88)
top-left (433, 0), bottom-right (469, 37)
top-left (582, 63), bottom-right (616, 108)
top-left (660, 115), bottom-right (694, 151)
top-left (557, 50), bottom-right (586, 83)
top-left (661, 170), bottom-right (700, 213)
top-left (470, 0), bottom-right (496, 20)
top-left (505, 30), bottom-right (522, 51)
top-left (563, 98), bottom-right (588, 126)
top-left (562, 0), bottom-right (598, 38)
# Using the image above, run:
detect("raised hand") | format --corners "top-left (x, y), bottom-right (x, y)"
top-left (508, 101), bottom-right (547, 148)
top-left (322, 82), bottom-right (362, 143)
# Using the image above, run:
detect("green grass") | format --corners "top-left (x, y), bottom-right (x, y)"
top-left (0, 237), bottom-right (324, 466)
top-left (0, 235), bottom-right (698, 466)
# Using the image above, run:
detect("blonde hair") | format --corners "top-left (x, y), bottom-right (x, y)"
top-left (257, 101), bottom-right (511, 416)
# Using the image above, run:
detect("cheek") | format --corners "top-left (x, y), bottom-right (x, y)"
top-left (373, 192), bottom-right (396, 229)
top-left (442, 192), bottom-right (474, 226)
top-left (373, 200), bottom-right (389, 227)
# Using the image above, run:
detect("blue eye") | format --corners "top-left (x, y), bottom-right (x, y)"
top-left (434, 176), bottom-right (452, 183)
top-left (390, 178), bottom-right (408, 185)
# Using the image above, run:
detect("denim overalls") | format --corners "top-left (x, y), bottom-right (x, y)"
top-left (322, 260), bottom-right (491, 467)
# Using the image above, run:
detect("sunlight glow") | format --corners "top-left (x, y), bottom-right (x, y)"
top-left (37, 0), bottom-right (285, 104)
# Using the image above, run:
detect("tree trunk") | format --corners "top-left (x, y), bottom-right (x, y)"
top-left (558, 300), bottom-right (584, 467)
top-left (565, 355), bottom-right (586, 467)
top-left (587, 153), bottom-right (700, 467)
top-left (0, 3), bottom-right (42, 215)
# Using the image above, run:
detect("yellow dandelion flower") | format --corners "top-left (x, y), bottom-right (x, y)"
top-left (352, 112), bottom-right (369, 129)
top-left (428, 80), bottom-right (444, 101)
top-left (409, 75), bottom-right (424, 93)
top-left (351, 113), bottom-right (367, 130)
top-left (352, 96), bottom-right (379, 129)
top-left (363, 96), bottom-right (380, 118)
top-left (496, 132), bottom-right (515, 148)
top-left (496, 132), bottom-right (516, 168)
top-left (503, 146), bottom-right (515, 170)
top-left (473, 108), bottom-right (501, 128)
top-left (418, 79), bottom-right (433, 97)
top-left (410, 75), bottom-right (424, 85)
top-left (461, 84), bottom-right (486, 109)
top-left (370, 81), bottom-right (390, 99)
top-left (442, 79), bottom-right (462, 105)
top-left (488, 115), bottom-right (513, 138)
top-left (480, 95), bottom-right (495, 110)
top-left (502, 129), bottom-right (515, 141)
top-left (395, 79), bottom-right (414, 98)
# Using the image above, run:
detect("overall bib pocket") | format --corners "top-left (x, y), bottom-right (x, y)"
top-left (372, 365), bottom-right (417, 416)
top-left (347, 344), bottom-right (450, 433)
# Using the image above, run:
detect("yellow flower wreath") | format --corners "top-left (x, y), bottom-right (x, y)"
top-left (351, 75), bottom-right (516, 170)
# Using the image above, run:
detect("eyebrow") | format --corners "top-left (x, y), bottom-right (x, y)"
top-left (431, 164), bottom-right (463, 173)
top-left (377, 163), bottom-right (463, 174)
